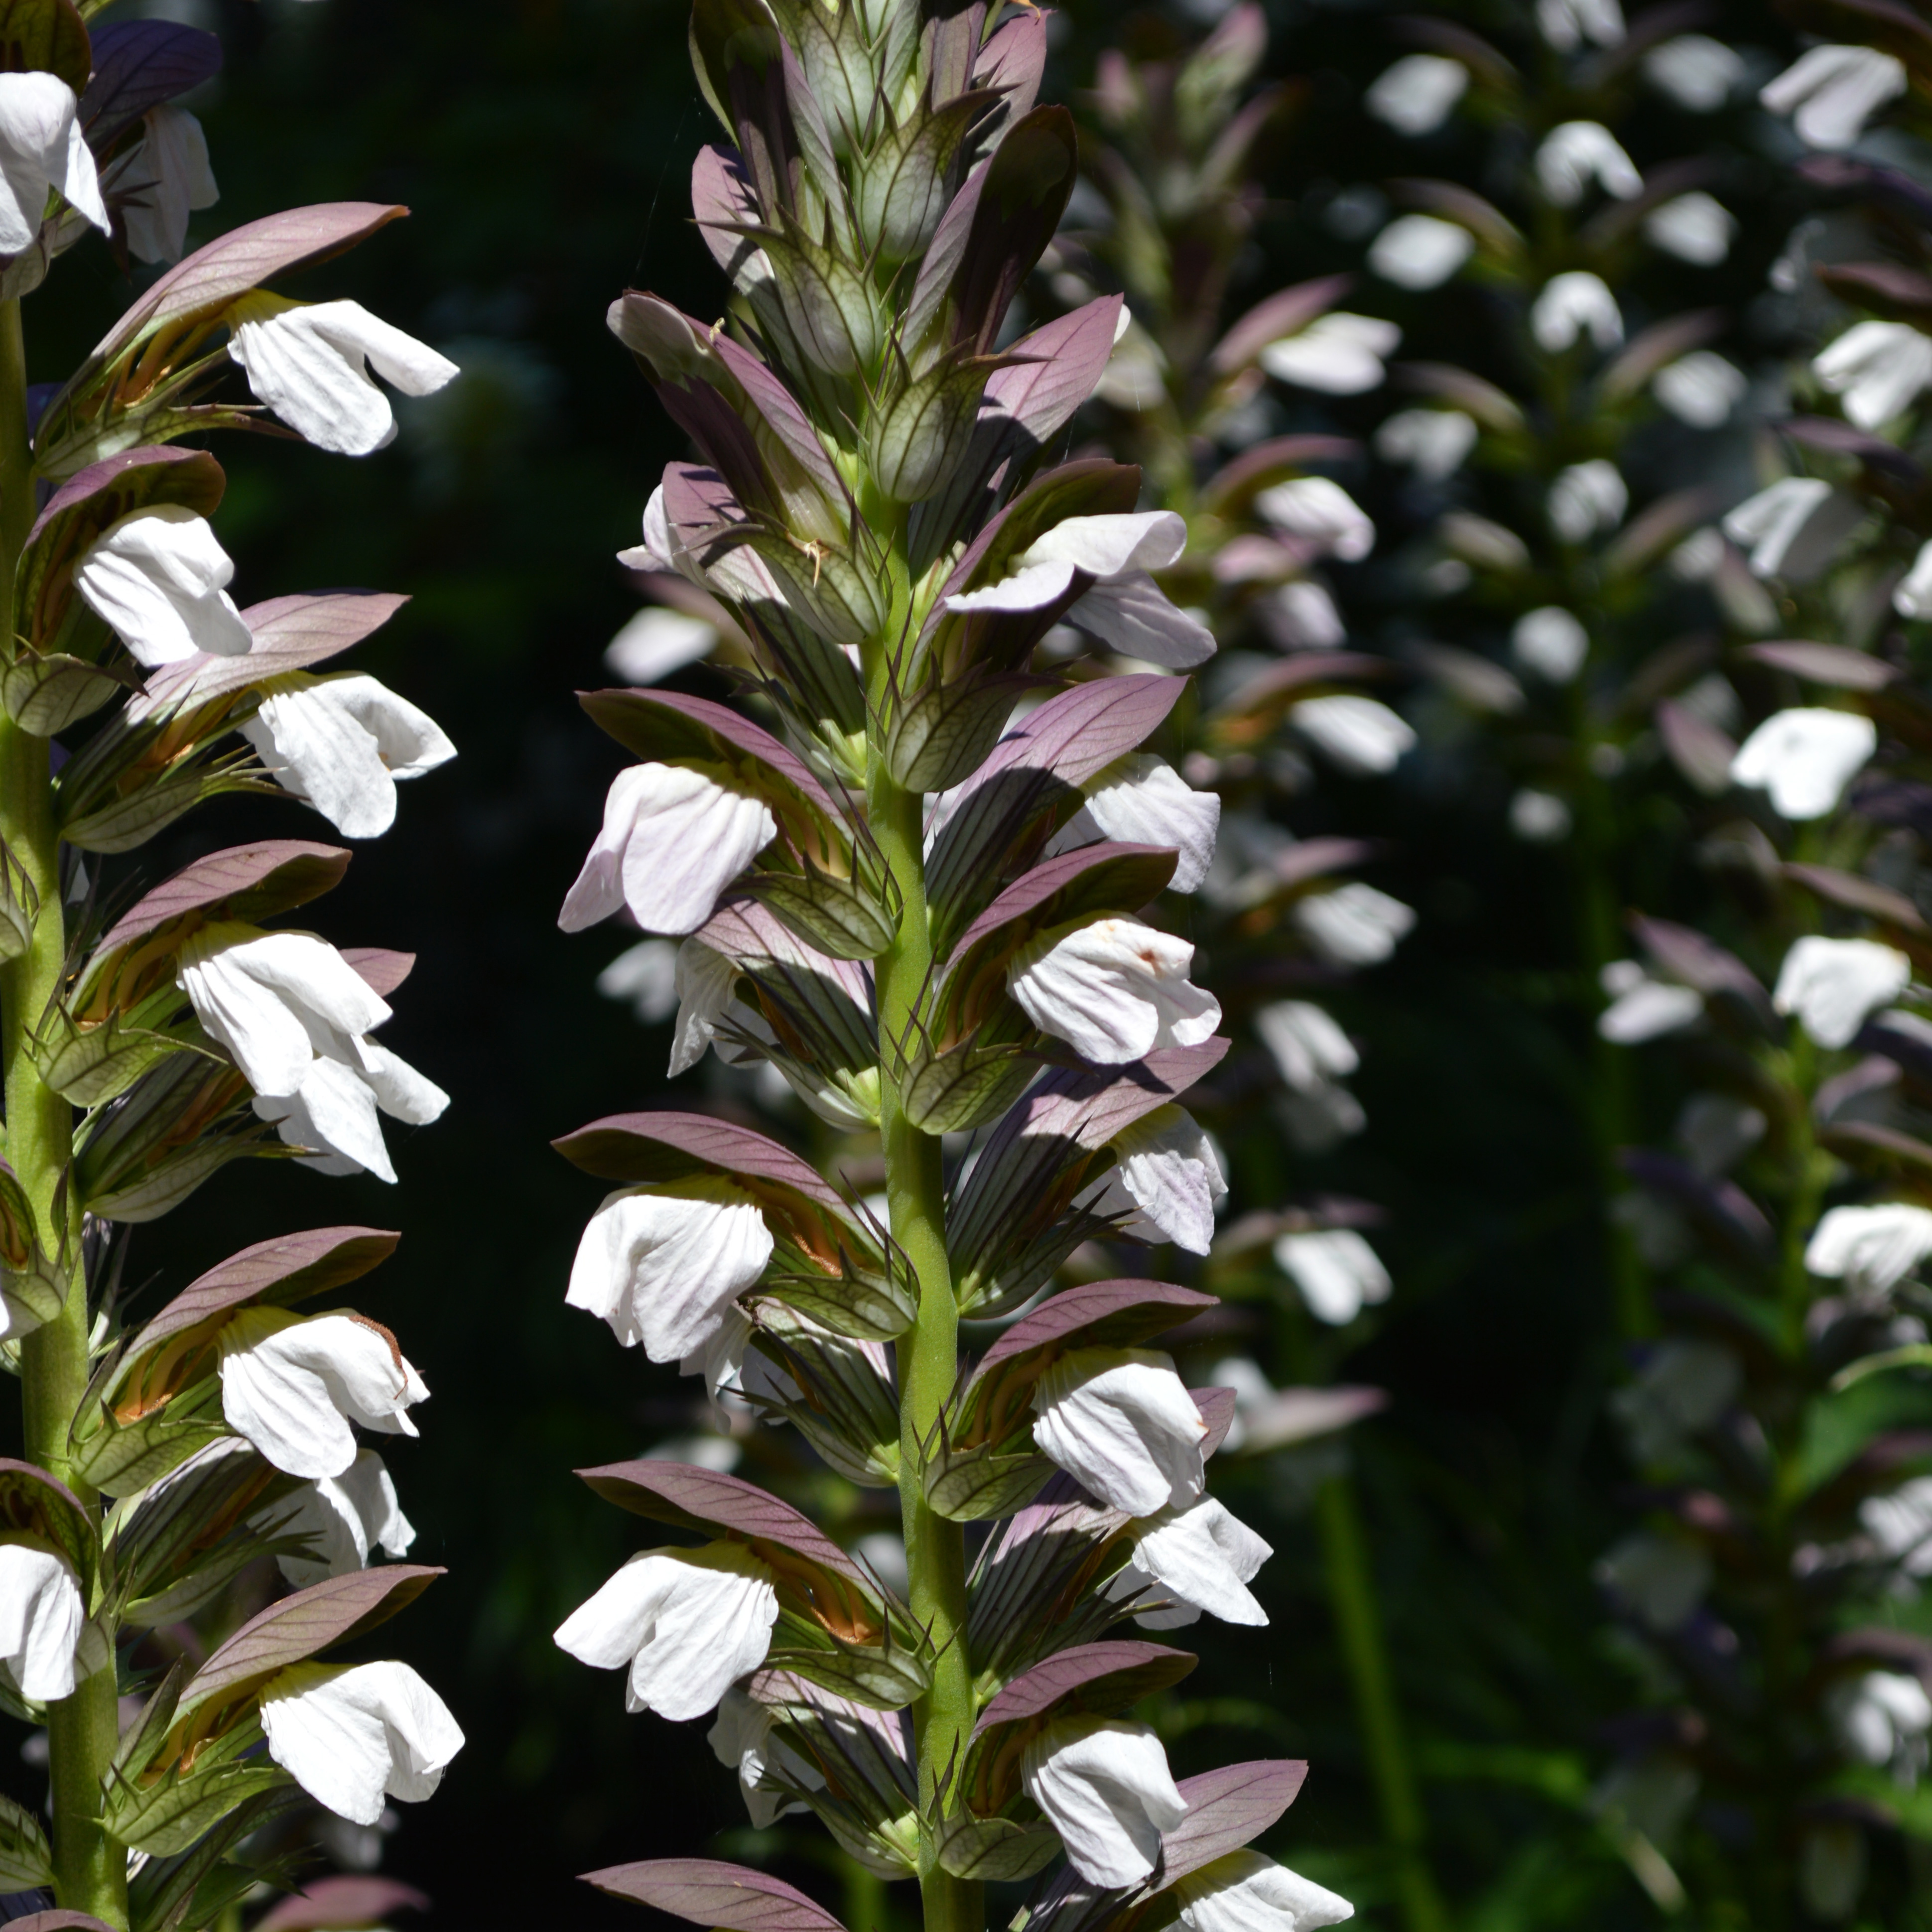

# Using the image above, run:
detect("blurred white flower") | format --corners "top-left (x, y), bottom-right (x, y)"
top-left (1535, 122), bottom-right (1642, 207)
top-left (1254, 478), bottom-right (1375, 561)
top-left (1643, 35), bottom-right (1744, 111)
top-left (1364, 55), bottom-right (1467, 135)
top-left (1548, 461), bottom-right (1627, 543)
top-left (1814, 321), bottom-right (1932, 432)
top-left (596, 937), bottom-right (681, 1024)
top-left (1255, 1001), bottom-right (1356, 1092)
top-left (1294, 883), bottom-right (1414, 965)
top-left (1676, 1094), bottom-right (1765, 1176)
top-left (1653, 351), bottom-right (1746, 428)
top-left (1291, 695), bottom-right (1415, 775)
top-left (1761, 45), bottom-right (1907, 151)
top-left (1259, 314), bottom-right (1401, 396)
top-left (1375, 407), bottom-right (1477, 481)
top-left (605, 606), bottom-right (720, 684)
top-left (1644, 192), bottom-right (1735, 265)
top-left (1510, 789), bottom-right (1572, 843)
top-left (1598, 960), bottom-right (1701, 1044)
top-left (1511, 607), bottom-right (1588, 682)
top-left (1863, 1477), bottom-right (1932, 1576)
top-left (1775, 936), bottom-right (1912, 1050)
top-left (1595, 1532), bottom-right (1711, 1630)
top-left (1730, 708), bottom-right (1876, 820)
top-left (1806, 1203), bottom-right (1932, 1293)
top-left (1722, 479), bottom-right (1862, 583)
top-left (1537, 0), bottom-right (1623, 51)
top-left (1531, 272), bottom-right (1623, 353)
top-left (1261, 580), bottom-right (1346, 648)
top-left (1828, 1670), bottom-right (1932, 1782)
top-left (1897, 539), bottom-right (1932, 619)
top-left (1368, 214), bottom-right (1473, 290)
top-left (1274, 1228), bottom-right (1390, 1325)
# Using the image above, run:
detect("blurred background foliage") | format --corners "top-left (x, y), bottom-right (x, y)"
top-left (0, 0), bottom-right (1869, 1926)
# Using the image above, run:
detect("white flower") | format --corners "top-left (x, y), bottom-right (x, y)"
top-left (242, 672), bottom-right (456, 841)
top-left (1531, 272), bottom-right (1623, 354)
top-left (75, 505), bottom-right (253, 666)
top-left (269, 1449), bottom-right (415, 1589)
top-left (1806, 1204), bottom-right (1932, 1292)
top-left (1644, 193), bottom-right (1735, 266)
top-left (1021, 1716), bottom-right (1189, 1887)
top-left (606, 605), bottom-right (720, 684)
top-left (1535, 123), bottom-right (1642, 207)
top-left (1255, 1001), bottom-right (1357, 1091)
top-left (1761, 46), bottom-right (1908, 151)
top-left (1511, 607), bottom-right (1588, 682)
top-left (0, 1538), bottom-right (83, 1703)
top-left (1261, 580), bottom-right (1346, 648)
top-left (942, 512), bottom-right (1213, 668)
top-left (1643, 35), bottom-right (1744, 111)
top-left (1598, 959), bottom-right (1702, 1044)
top-left (708, 1687), bottom-right (822, 1827)
top-left (1031, 1347), bottom-right (1208, 1516)
top-left (1259, 314), bottom-right (1401, 396)
top-left (177, 923), bottom-right (449, 1183)
top-left (554, 1541), bottom-right (779, 1720)
top-left (1076, 1104), bottom-right (1227, 1255)
top-left (558, 763), bottom-right (776, 936)
top-left (1115, 1496), bottom-right (1272, 1628)
top-left (228, 298), bottom-right (460, 457)
top-left (1594, 1533), bottom-right (1711, 1631)
top-left (1368, 215), bottom-right (1473, 291)
top-left (259, 1660), bottom-right (463, 1826)
top-left (1897, 539), bottom-right (1932, 619)
top-left (1774, 936), bottom-right (1913, 1050)
top-left (1548, 461), bottom-right (1627, 543)
top-left (1365, 55), bottom-right (1467, 135)
top-left (1007, 916), bottom-right (1221, 1065)
top-left (1510, 790), bottom-right (1572, 843)
top-left (1292, 695), bottom-right (1415, 775)
top-left (1044, 754), bottom-right (1220, 894)
top-left (111, 105), bottom-right (217, 265)
top-left (1254, 479), bottom-right (1375, 563)
top-left (1828, 1670), bottom-right (1932, 1780)
top-left (1293, 883), bottom-right (1414, 965)
top-left (1375, 408), bottom-right (1477, 481)
top-left (596, 937), bottom-right (682, 1024)
top-left (218, 1308), bottom-right (429, 1482)
top-left (1273, 1229), bottom-right (1390, 1325)
top-left (566, 1179), bottom-right (773, 1367)
top-left (1862, 1478), bottom-right (1932, 1576)
top-left (1173, 1850), bottom-right (1355, 1932)
top-left (1677, 1094), bottom-right (1765, 1176)
top-left (1813, 322), bottom-right (1932, 432)
top-left (0, 72), bottom-right (107, 255)
top-left (1730, 708), bottom-right (1877, 820)
top-left (1537, 0), bottom-right (1623, 51)
top-left (1722, 479), bottom-right (1862, 583)
top-left (667, 936), bottom-right (741, 1077)
top-left (1654, 352), bottom-right (1746, 428)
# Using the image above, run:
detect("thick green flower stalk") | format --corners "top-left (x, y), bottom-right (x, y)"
top-left (552, 8), bottom-right (1346, 1932)
top-left (0, 6), bottom-right (464, 1928)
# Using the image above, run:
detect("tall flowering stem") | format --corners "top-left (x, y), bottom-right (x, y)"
top-left (555, 6), bottom-right (1345, 1932)
top-left (0, 9), bottom-right (464, 1927)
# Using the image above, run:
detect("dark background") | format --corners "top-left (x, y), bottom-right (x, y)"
top-left (3, 1), bottom-right (1809, 1926)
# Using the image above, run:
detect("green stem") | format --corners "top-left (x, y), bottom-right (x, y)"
top-left (0, 295), bottom-right (127, 1930)
top-left (867, 739), bottom-right (979, 1932)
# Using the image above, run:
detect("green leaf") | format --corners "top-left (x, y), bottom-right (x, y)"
top-left (72, 1408), bottom-right (228, 1497)
top-left (900, 1036), bottom-right (1033, 1135)
top-left (106, 1719), bottom-right (287, 1857)
top-left (923, 1442), bottom-right (1052, 1522)
top-left (934, 1811), bottom-right (1061, 1881)
top-left (0, 0), bottom-right (92, 94)
top-left (0, 653), bottom-right (127, 736)
top-left (748, 864), bottom-right (897, 960)
top-left (0, 1791), bottom-right (53, 1890)
top-left (886, 673), bottom-right (1038, 793)
top-left (33, 1000), bottom-right (203, 1107)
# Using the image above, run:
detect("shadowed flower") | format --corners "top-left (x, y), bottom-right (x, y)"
top-left (1115, 1496), bottom-right (1272, 1628)
top-left (1076, 1104), bottom-right (1228, 1254)
top-left (1045, 754), bottom-right (1220, 894)
top-left (1259, 314), bottom-right (1400, 395)
top-left (1273, 1228), bottom-right (1391, 1325)
top-left (266, 1448), bottom-right (416, 1589)
top-left (1761, 45), bottom-right (1907, 151)
top-left (1813, 322), bottom-right (1932, 432)
top-left (1805, 1203), bottom-right (1932, 1293)
top-left (109, 105), bottom-right (217, 264)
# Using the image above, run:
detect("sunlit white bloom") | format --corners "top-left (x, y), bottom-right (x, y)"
top-left (1644, 35), bottom-right (1744, 111)
top-left (75, 505), bottom-right (252, 665)
top-left (1076, 1105), bottom-right (1227, 1255)
top-left (1510, 789), bottom-right (1572, 843)
top-left (1862, 1478), bottom-right (1932, 1576)
top-left (1722, 479), bottom-right (1863, 583)
top-left (1031, 1347), bottom-right (1207, 1515)
top-left (1537, 0), bottom-right (1623, 52)
top-left (1172, 1849), bottom-right (1355, 1932)
top-left (1273, 1228), bottom-right (1390, 1325)
top-left (270, 1449), bottom-right (416, 1588)
top-left (1022, 1717), bottom-right (1189, 1886)
top-left (1548, 461), bottom-right (1626, 543)
top-left (1761, 45), bottom-right (1907, 151)
top-left (1775, 936), bottom-right (1913, 1050)
top-left (1512, 607), bottom-right (1588, 682)
top-left (606, 605), bottom-right (719, 684)
top-left (1595, 1533), bottom-right (1711, 1631)
top-left (1828, 1670), bottom-right (1932, 1780)
top-left (554, 1541), bottom-right (778, 1720)
top-left (1806, 1203), bottom-right (1932, 1293)
top-left (1261, 580), bottom-right (1346, 648)
top-left (1368, 214), bottom-right (1473, 291)
top-left (1531, 272), bottom-right (1623, 354)
top-left (1654, 352), bottom-right (1746, 428)
top-left (1598, 959), bottom-right (1702, 1044)
top-left (1535, 123), bottom-right (1642, 207)
top-left (1045, 754), bottom-right (1220, 894)
top-left (568, 1179), bottom-right (773, 1366)
top-left (1253, 478), bottom-right (1375, 562)
top-left (1293, 883), bottom-right (1414, 965)
top-left (1292, 695), bottom-right (1415, 775)
top-left (1897, 538), bottom-right (1932, 619)
top-left (943, 512), bottom-right (1213, 668)
top-left (1365, 54), bottom-right (1467, 135)
top-left (1258, 314), bottom-right (1401, 396)
top-left (0, 72), bottom-right (107, 256)
top-left (179, 923), bottom-right (448, 1183)
top-left (0, 1538), bottom-right (83, 1703)
top-left (1644, 192), bottom-right (1735, 266)
top-left (228, 298), bottom-right (460, 457)
top-left (260, 1660), bottom-right (463, 1826)
top-left (708, 1687), bottom-right (822, 1827)
top-left (559, 763), bottom-right (776, 936)
top-left (108, 105), bottom-right (217, 265)
top-left (1814, 322), bottom-right (1932, 432)
top-left (1375, 407), bottom-right (1477, 481)
top-left (1730, 708), bottom-right (1877, 820)
top-left (1116, 1496), bottom-right (1272, 1628)
top-left (242, 672), bottom-right (455, 840)
top-left (1008, 916), bottom-right (1221, 1065)
top-left (219, 1308), bottom-right (429, 1482)
top-left (1255, 1001), bottom-right (1356, 1092)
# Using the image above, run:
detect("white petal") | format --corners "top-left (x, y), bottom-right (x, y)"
top-left (1511, 607), bottom-right (1588, 682)
top-left (1813, 321), bottom-right (1932, 432)
top-left (118, 105), bottom-right (217, 264)
top-left (1024, 512), bottom-right (1188, 579)
top-left (1895, 538), bottom-right (1932, 619)
top-left (1255, 1002), bottom-right (1356, 1090)
top-left (270, 1449), bottom-right (414, 1588)
top-left (606, 607), bottom-right (720, 684)
top-left (943, 558), bottom-right (1080, 616)
top-left (1076, 1104), bottom-right (1228, 1255)
top-left (1007, 916), bottom-right (1221, 1065)
top-left (1253, 479), bottom-right (1374, 562)
top-left (1065, 571), bottom-right (1217, 668)
top-left (1722, 479), bottom-right (1863, 583)
top-left (1273, 1229), bottom-right (1390, 1326)
top-left (260, 1660), bottom-right (463, 1825)
top-left (1292, 884), bottom-right (1414, 966)
top-left (1259, 314), bottom-right (1400, 396)
top-left (0, 1540), bottom-right (82, 1703)
top-left (1729, 708), bottom-right (1876, 820)
top-left (1643, 35), bottom-right (1744, 112)
top-left (670, 938), bottom-right (738, 1075)
top-left (1535, 122), bottom-right (1642, 206)
top-left (1045, 754), bottom-right (1220, 893)
top-left (1653, 352), bottom-right (1746, 428)
top-left (1530, 272), bottom-right (1623, 353)
top-left (1364, 55), bottom-right (1467, 135)
top-left (1806, 1203), bottom-right (1932, 1291)
top-left (1374, 408), bottom-right (1477, 481)
top-left (1022, 1716), bottom-right (1188, 1887)
top-left (1292, 695), bottom-right (1414, 775)
top-left (75, 505), bottom-right (252, 665)
top-left (1773, 935), bottom-right (1912, 1049)
top-left (1761, 46), bottom-right (1907, 151)
top-left (1030, 1347), bottom-right (1208, 1515)
top-left (1548, 460), bottom-right (1627, 543)
top-left (1130, 1497), bottom-right (1272, 1626)
top-left (1644, 193), bottom-right (1735, 266)
top-left (1174, 1850), bottom-right (1355, 1932)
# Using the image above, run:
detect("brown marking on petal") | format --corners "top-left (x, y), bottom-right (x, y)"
top-left (347, 1312), bottom-right (404, 1371)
